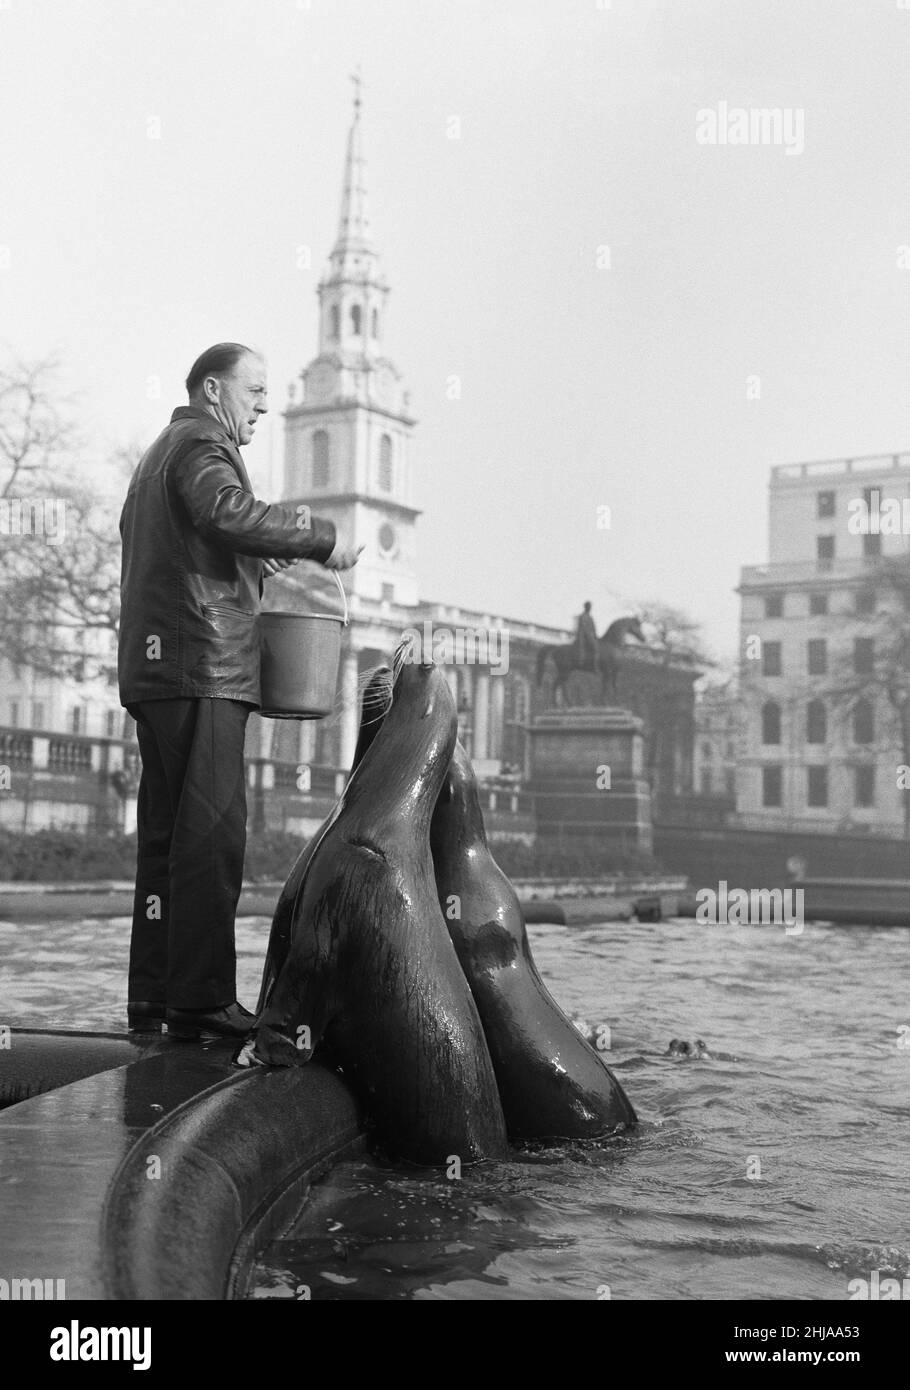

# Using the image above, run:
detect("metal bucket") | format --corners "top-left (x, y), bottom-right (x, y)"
top-left (259, 570), bottom-right (349, 719)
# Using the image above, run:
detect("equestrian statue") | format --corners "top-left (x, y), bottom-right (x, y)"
top-left (535, 603), bottom-right (646, 705)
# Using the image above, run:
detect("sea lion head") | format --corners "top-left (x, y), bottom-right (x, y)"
top-left (431, 738), bottom-right (489, 854)
top-left (666, 1038), bottom-right (710, 1060)
top-left (351, 664), bottom-right (394, 770)
top-left (346, 649), bottom-right (458, 822)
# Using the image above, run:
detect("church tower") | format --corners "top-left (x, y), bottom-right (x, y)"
top-left (283, 80), bottom-right (420, 608)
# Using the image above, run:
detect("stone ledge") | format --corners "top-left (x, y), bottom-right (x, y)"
top-left (0, 1035), bottom-right (363, 1301)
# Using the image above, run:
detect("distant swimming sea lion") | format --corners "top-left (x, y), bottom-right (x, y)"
top-left (250, 662), bottom-right (508, 1166)
top-left (430, 740), bottom-right (637, 1140)
top-left (666, 1039), bottom-right (711, 1060)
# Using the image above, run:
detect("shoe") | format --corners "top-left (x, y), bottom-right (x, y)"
top-left (127, 1000), bottom-right (166, 1032)
top-left (165, 1001), bottom-right (257, 1040)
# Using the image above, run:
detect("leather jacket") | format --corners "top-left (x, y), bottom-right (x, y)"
top-left (118, 406), bottom-right (336, 707)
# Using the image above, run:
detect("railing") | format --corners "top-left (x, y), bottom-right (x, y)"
top-left (0, 725), bottom-right (542, 835)
top-left (771, 452), bottom-right (910, 483)
top-left (48, 737), bottom-right (93, 771)
top-left (740, 557), bottom-right (900, 586)
top-left (0, 727), bottom-right (135, 772)
top-left (267, 762), bottom-right (341, 796)
top-left (0, 732), bottom-right (34, 768)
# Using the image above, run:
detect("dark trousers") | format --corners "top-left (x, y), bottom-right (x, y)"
top-left (127, 698), bottom-right (252, 1010)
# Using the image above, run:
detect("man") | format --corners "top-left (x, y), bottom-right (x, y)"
top-left (118, 342), bottom-right (361, 1039)
top-left (575, 601), bottom-right (599, 672)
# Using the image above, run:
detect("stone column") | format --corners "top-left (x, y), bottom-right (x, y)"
top-left (298, 720), bottom-right (316, 766)
top-left (339, 649), bottom-right (360, 771)
top-left (490, 674), bottom-right (505, 760)
top-left (473, 670), bottom-right (490, 760)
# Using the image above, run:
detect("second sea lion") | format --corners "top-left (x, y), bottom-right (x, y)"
top-left (430, 740), bottom-right (637, 1140)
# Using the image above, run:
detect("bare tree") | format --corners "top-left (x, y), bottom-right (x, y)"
top-left (0, 354), bottom-right (75, 498)
top-left (0, 356), bottom-right (127, 685)
top-left (637, 599), bottom-right (715, 667)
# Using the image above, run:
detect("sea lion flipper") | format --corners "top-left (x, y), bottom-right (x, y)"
top-left (253, 939), bottom-right (336, 1068)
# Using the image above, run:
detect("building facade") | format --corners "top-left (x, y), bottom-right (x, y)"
top-left (694, 677), bottom-right (739, 800)
top-left (737, 452), bottom-right (910, 834)
top-left (0, 95), bottom-right (700, 833)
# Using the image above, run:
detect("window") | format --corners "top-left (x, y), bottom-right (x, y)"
top-left (855, 589), bottom-right (876, 615)
top-left (855, 764), bottom-right (875, 808)
top-left (32, 701), bottom-right (45, 729)
top-left (371, 307), bottom-right (379, 337)
top-left (312, 430), bottom-right (330, 487)
top-left (700, 768), bottom-right (713, 794)
top-left (807, 638), bottom-right (827, 676)
top-left (702, 741), bottom-right (713, 759)
top-left (351, 303), bottom-right (362, 334)
top-left (817, 535), bottom-right (835, 566)
top-left (809, 592), bottom-right (828, 616)
top-left (852, 698), bottom-right (874, 744)
top-left (762, 641), bottom-right (782, 676)
top-left (724, 768), bottom-right (735, 797)
top-left (378, 434), bottom-right (393, 492)
top-left (725, 742), bottom-right (735, 759)
top-left (8, 701), bottom-right (18, 727)
top-left (817, 491), bottom-right (835, 519)
top-left (381, 582), bottom-right (394, 603)
top-left (761, 701), bottom-right (781, 744)
top-left (863, 532), bottom-right (882, 560)
top-left (762, 765), bottom-right (782, 807)
top-left (854, 637), bottom-right (874, 674)
top-left (765, 594), bottom-right (784, 618)
top-left (807, 765), bottom-right (828, 807)
top-left (105, 710), bottom-right (118, 737)
top-left (330, 305), bottom-right (340, 340)
top-left (70, 707), bottom-right (83, 734)
top-left (806, 699), bottom-right (827, 744)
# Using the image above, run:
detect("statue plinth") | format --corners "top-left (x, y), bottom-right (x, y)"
top-left (561, 670), bottom-right (606, 708)
top-left (525, 705), bottom-right (652, 854)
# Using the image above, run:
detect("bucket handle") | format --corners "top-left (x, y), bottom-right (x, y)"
top-left (330, 568), bottom-right (350, 627)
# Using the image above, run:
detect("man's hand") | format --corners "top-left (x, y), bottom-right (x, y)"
top-left (324, 541), bottom-right (365, 571)
top-left (262, 557), bottom-right (300, 579)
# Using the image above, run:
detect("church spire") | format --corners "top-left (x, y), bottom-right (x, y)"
top-left (328, 70), bottom-right (377, 274)
top-left (317, 72), bottom-right (388, 358)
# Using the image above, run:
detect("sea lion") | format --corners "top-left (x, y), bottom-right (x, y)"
top-left (249, 661), bottom-right (509, 1166)
top-left (255, 665), bottom-right (393, 1015)
top-left (666, 1038), bottom-right (711, 1060)
top-left (430, 740), bottom-right (637, 1140)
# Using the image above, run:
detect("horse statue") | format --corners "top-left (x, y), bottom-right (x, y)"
top-left (535, 615), bottom-right (646, 706)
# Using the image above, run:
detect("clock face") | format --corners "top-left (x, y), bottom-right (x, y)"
top-left (378, 522), bottom-right (397, 555)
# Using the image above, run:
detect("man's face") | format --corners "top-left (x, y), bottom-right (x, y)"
top-left (205, 353), bottom-right (268, 446)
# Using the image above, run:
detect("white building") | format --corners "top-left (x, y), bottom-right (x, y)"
top-left (737, 452), bottom-right (910, 834)
top-left (250, 92), bottom-right (567, 780)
